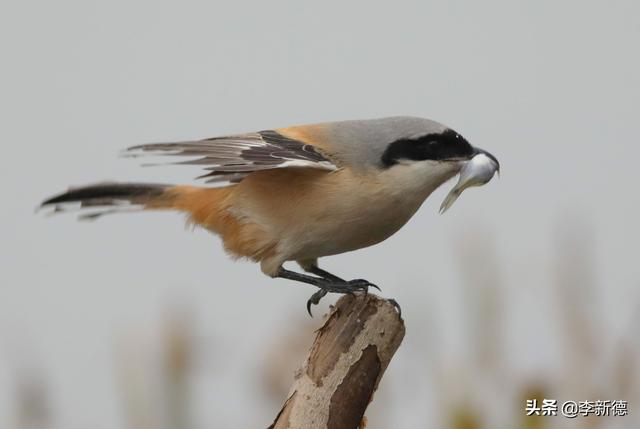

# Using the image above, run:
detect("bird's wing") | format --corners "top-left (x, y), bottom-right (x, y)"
top-left (125, 129), bottom-right (338, 183)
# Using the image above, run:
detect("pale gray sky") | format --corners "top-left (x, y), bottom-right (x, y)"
top-left (1, 1), bottom-right (639, 428)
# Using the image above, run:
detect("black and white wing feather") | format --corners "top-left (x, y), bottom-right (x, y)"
top-left (126, 130), bottom-right (337, 183)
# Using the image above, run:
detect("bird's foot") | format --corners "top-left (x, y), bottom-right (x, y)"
top-left (306, 279), bottom-right (379, 316)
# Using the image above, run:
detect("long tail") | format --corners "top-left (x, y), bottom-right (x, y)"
top-left (40, 182), bottom-right (228, 221)
top-left (41, 182), bottom-right (274, 261)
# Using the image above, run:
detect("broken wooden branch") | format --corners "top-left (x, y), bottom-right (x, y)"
top-left (268, 293), bottom-right (405, 429)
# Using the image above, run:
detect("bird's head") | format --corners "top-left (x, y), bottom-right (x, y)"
top-left (379, 119), bottom-right (499, 209)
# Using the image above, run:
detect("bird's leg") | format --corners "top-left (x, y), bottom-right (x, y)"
top-left (304, 264), bottom-right (380, 291)
top-left (276, 267), bottom-right (376, 316)
top-left (303, 264), bottom-right (400, 316)
top-left (302, 264), bottom-right (382, 314)
top-left (305, 266), bottom-right (345, 282)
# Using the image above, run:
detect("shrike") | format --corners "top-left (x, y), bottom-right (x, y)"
top-left (41, 116), bottom-right (499, 313)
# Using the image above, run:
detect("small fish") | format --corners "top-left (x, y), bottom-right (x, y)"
top-left (439, 152), bottom-right (499, 214)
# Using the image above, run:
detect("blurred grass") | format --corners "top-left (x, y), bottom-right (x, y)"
top-left (8, 219), bottom-right (639, 429)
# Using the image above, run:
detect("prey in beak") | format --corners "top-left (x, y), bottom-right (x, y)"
top-left (439, 149), bottom-right (500, 214)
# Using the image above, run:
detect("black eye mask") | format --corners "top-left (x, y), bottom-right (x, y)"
top-left (380, 129), bottom-right (475, 167)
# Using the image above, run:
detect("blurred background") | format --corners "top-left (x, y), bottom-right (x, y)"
top-left (1, 1), bottom-right (639, 428)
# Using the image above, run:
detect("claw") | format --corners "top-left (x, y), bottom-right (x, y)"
top-left (388, 298), bottom-right (402, 317)
top-left (302, 277), bottom-right (381, 316)
top-left (306, 289), bottom-right (328, 317)
top-left (347, 279), bottom-right (380, 291)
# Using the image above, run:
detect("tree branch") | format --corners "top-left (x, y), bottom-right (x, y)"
top-left (268, 293), bottom-right (405, 429)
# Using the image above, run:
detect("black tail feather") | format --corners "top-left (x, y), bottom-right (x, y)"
top-left (41, 182), bottom-right (170, 208)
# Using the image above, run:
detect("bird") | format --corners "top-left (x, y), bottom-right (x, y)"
top-left (41, 116), bottom-right (499, 314)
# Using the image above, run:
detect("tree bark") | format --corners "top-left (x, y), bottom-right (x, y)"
top-left (268, 293), bottom-right (405, 429)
